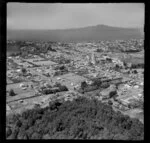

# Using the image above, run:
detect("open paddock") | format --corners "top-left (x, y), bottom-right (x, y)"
top-left (53, 73), bottom-right (87, 89)
top-left (7, 78), bottom-right (13, 84)
top-left (123, 108), bottom-right (144, 123)
top-left (7, 91), bottom-right (67, 115)
top-left (7, 91), bottom-right (35, 103)
top-left (7, 82), bottom-right (34, 95)
top-left (117, 87), bottom-right (142, 101)
top-left (32, 60), bottom-right (57, 66)
top-left (24, 57), bottom-right (45, 62)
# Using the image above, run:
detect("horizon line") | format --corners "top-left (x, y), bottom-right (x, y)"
top-left (7, 24), bottom-right (144, 31)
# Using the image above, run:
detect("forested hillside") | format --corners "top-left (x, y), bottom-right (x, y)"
top-left (6, 97), bottom-right (144, 140)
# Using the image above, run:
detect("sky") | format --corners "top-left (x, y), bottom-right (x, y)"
top-left (7, 3), bottom-right (144, 30)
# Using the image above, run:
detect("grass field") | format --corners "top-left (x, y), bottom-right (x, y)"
top-left (32, 60), bottom-right (57, 66)
top-left (122, 57), bottom-right (144, 65)
top-left (7, 91), bottom-right (35, 103)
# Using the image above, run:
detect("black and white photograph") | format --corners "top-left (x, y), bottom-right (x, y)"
top-left (6, 3), bottom-right (144, 140)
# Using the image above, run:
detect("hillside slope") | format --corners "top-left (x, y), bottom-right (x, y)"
top-left (7, 25), bottom-right (143, 42)
top-left (6, 97), bottom-right (144, 140)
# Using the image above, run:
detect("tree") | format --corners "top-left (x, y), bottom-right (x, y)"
top-left (59, 85), bottom-right (68, 91)
top-left (96, 49), bottom-right (103, 52)
top-left (92, 79), bottom-right (101, 87)
top-left (9, 89), bottom-right (16, 96)
top-left (133, 70), bottom-right (138, 74)
top-left (101, 82), bottom-right (109, 88)
top-left (81, 81), bottom-right (88, 90)
top-left (59, 65), bottom-right (66, 71)
top-left (115, 64), bottom-right (120, 71)
top-left (109, 90), bottom-right (117, 98)
top-left (6, 127), bottom-right (12, 137)
top-left (123, 62), bottom-right (127, 67)
top-left (21, 68), bottom-right (27, 75)
top-left (16, 120), bottom-right (22, 127)
top-left (108, 100), bottom-right (113, 106)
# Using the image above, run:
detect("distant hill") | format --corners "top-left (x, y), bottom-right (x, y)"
top-left (7, 25), bottom-right (144, 42)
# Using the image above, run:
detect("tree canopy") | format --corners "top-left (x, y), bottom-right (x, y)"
top-left (6, 96), bottom-right (144, 140)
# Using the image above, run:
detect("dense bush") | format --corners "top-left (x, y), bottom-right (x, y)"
top-left (7, 41), bottom-right (57, 57)
top-left (6, 96), bottom-right (144, 140)
top-left (131, 63), bottom-right (144, 69)
top-left (41, 85), bottom-right (68, 95)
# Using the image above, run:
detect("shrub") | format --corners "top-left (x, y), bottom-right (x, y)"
top-left (81, 81), bottom-right (88, 90)
top-left (9, 89), bottom-right (16, 96)
top-left (59, 85), bottom-right (68, 91)
top-left (6, 127), bottom-right (12, 137)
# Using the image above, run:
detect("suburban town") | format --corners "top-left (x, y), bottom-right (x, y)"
top-left (7, 39), bottom-right (144, 123)
top-left (5, 3), bottom-right (144, 140)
